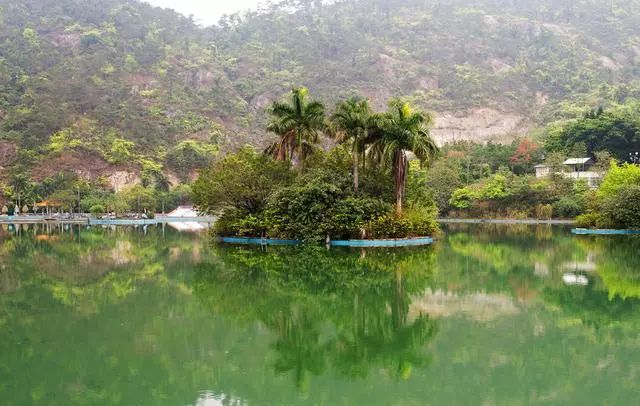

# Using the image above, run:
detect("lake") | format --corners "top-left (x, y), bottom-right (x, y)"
top-left (1, 223), bottom-right (639, 405)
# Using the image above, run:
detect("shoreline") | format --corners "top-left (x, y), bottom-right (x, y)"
top-left (0, 215), bottom-right (215, 225)
top-left (437, 218), bottom-right (575, 225)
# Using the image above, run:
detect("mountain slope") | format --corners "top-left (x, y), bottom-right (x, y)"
top-left (2, 0), bottom-right (640, 185)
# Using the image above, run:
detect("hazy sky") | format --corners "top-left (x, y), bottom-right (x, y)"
top-left (144, 0), bottom-right (264, 26)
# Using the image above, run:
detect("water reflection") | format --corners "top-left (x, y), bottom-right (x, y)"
top-left (0, 224), bottom-right (639, 404)
top-left (193, 391), bottom-right (246, 406)
top-left (194, 246), bottom-right (439, 388)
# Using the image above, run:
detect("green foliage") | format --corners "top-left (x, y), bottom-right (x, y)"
top-left (266, 165), bottom-right (388, 242)
top-left (192, 146), bottom-right (294, 215)
top-left (449, 187), bottom-right (477, 210)
top-left (89, 204), bottom-right (106, 215)
top-left (166, 140), bottom-right (218, 180)
top-left (553, 197), bottom-right (583, 218)
top-left (266, 87), bottom-right (326, 167)
top-left (105, 138), bottom-right (135, 164)
top-left (544, 103), bottom-right (640, 160)
top-left (578, 163), bottom-right (640, 229)
top-left (426, 159), bottom-right (463, 214)
top-left (368, 99), bottom-right (439, 213)
top-left (600, 186), bottom-right (640, 229)
top-left (118, 185), bottom-right (156, 213)
top-left (447, 168), bottom-right (590, 219)
top-left (364, 205), bottom-right (438, 239)
top-left (364, 214), bottom-right (412, 239)
top-left (598, 162), bottom-right (640, 199)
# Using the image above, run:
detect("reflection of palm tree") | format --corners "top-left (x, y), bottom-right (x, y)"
top-left (334, 277), bottom-right (438, 380)
top-left (195, 246), bottom-right (439, 388)
top-left (270, 309), bottom-right (328, 392)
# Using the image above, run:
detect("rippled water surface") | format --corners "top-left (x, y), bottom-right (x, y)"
top-left (1, 224), bottom-right (639, 405)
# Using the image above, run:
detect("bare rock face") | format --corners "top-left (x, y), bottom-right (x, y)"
top-left (417, 76), bottom-right (440, 91)
top-left (180, 69), bottom-right (216, 89)
top-left (432, 108), bottom-right (531, 145)
top-left (107, 171), bottom-right (141, 193)
top-left (0, 141), bottom-right (17, 173)
top-left (487, 58), bottom-right (513, 73)
top-left (377, 53), bottom-right (400, 82)
top-left (599, 56), bottom-right (622, 71)
top-left (250, 91), bottom-right (277, 111)
top-left (49, 32), bottom-right (81, 49)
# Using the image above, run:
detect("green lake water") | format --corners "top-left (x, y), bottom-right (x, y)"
top-left (1, 224), bottom-right (639, 405)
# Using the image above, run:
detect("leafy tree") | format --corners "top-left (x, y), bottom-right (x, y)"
top-left (166, 140), bottom-right (218, 181)
top-left (118, 185), bottom-right (156, 214)
top-left (105, 138), bottom-right (135, 164)
top-left (544, 104), bottom-right (640, 160)
top-left (598, 162), bottom-right (640, 199)
top-left (426, 159), bottom-right (463, 214)
top-left (449, 187), bottom-right (477, 210)
top-left (192, 146), bottom-right (293, 216)
top-left (510, 138), bottom-right (542, 174)
top-left (368, 100), bottom-right (438, 215)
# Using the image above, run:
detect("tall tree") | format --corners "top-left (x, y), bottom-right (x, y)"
top-left (266, 88), bottom-right (326, 170)
top-left (369, 100), bottom-right (438, 215)
top-left (330, 97), bottom-right (373, 192)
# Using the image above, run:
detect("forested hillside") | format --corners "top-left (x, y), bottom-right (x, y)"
top-left (2, 0), bottom-right (640, 189)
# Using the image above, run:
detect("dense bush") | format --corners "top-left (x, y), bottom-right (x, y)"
top-left (192, 146), bottom-right (294, 215)
top-left (266, 168), bottom-right (390, 242)
top-left (600, 186), bottom-right (640, 230)
top-left (577, 163), bottom-right (640, 229)
top-left (89, 204), bottom-right (106, 215)
top-left (365, 205), bottom-right (439, 239)
top-left (447, 169), bottom-right (589, 219)
top-left (214, 210), bottom-right (270, 237)
top-left (553, 197), bottom-right (583, 218)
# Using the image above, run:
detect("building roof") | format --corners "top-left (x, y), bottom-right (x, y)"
top-left (564, 158), bottom-right (591, 165)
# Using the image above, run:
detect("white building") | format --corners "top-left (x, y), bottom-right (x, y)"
top-left (535, 158), bottom-right (602, 188)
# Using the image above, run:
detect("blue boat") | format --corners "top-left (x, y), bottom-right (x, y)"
top-left (218, 237), bottom-right (301, 246)
top-left (330, 237), bottom-right (433, 247)
top-left (572, 228), bottom-right (640, 235)
top-left (217, 236), bottom-right (434, 247)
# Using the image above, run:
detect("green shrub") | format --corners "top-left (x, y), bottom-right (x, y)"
top-left (89, 204), bottom-right (106, 215)
top-left (553, 197), bottom-right (583, 218)
top-left (365, 205), bottom-right (438, 239)
top-left (214, 210), bottom-right (270, 237)
top-left (403, 205), bottom-right (439, 236)
top-left (535, 204), bottom-right (553, 220)
top-left (600, 186), bottom-right (640, 229)
top-left (575, 213), bottom-right (599, 228)
top-left (365, 214), bottom-right (412, 239)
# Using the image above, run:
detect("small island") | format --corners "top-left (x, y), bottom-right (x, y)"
top-left (192, 89), bottom-right (440, 245)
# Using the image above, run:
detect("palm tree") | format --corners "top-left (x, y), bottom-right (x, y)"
top-left (266, 87), bottom-right (326, 170)
top-left (368, 100), bottom-right (438, 215)
top-left (330, 97), bottom-right (373, 192)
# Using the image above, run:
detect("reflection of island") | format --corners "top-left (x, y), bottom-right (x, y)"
top-left (194, 246), bottom-right (440, 389)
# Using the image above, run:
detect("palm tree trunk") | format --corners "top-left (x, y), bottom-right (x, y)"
top-left (353, 148), bottom-right (359, 193)
top-left (394, 150), bottom-right (408, 216)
